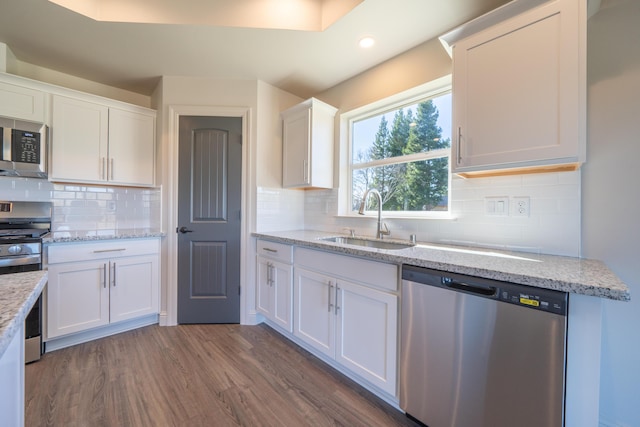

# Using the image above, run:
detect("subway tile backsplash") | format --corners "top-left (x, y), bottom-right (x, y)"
top-left (0, 177), bottom-right (161, 235)
top-left (294, 171), bottom-right (582, 257)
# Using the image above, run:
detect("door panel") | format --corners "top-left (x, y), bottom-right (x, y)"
top-left (110, 255), bottom-right (159, 323)
top-left (293, 267), bottom-right (334, 358)
top-left (177, 116), bottom-right (242, 323)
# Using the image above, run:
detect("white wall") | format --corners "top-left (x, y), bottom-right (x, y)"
top-left (583, 1), bottom-right (640, 426)
top-left (255, 81), bottom-right (305, 232)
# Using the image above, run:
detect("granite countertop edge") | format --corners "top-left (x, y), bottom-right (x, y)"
top-left (253, 230), bottom-right (630, 302)
top-left (0, 271), bottom-right (48, 359)
top-left (44, 231), bottom-right (165, 244)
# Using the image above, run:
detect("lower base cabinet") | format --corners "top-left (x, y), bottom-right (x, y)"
top-left (293, 248), bottom-right (398, 397)
top-left (256, 240), bottom-right (293, 332)
top-left (46, 239), bottom-right (160, 340)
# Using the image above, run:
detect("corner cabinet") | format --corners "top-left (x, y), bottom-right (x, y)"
top-left (50, 95), bottom-right (156, 186)
top-left (444, 0), bottom-right (586, 176)
top-left (0, 80), bottom-right (45, 123)
top-left (281, 98), bottom-right (337, 189)
top-left (256, 239), bottom-right (293, 332)
top-left (46, 239), bottom-right (160, 341)
top-left (293, 247), bottom-right (398, 397)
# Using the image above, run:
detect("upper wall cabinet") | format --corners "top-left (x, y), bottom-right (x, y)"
top-left (282, 98), bottom-right (337, 189)
top-left (0, 80), bottom-right (45, 123)
top-left (441, 0), bottom-right (586, 177)
top-left (51, 95), bottom-right (156, 186)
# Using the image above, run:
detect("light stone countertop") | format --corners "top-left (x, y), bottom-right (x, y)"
top-left (0, 270), bottom-right (48, 359)
top-left (253, 230), bottom-right (630, 302)
top-left (44, 230), bottom-right (164, 244)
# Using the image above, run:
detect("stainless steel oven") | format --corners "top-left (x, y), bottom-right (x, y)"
top-left (0, 201), bottom-right (51, 363)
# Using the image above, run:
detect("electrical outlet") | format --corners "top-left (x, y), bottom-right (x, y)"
top-left (486, 197), bottom-right (509, 216)
top-left (512, 197), bottom-right (530, 217)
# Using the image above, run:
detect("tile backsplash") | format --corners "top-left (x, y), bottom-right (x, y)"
top-left (0, 177), bottom-right (161, 235)
top-left (259, 171), bottom-right (581, 257)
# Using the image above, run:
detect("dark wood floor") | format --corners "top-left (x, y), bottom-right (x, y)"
top-left (26, 324), bottom-right (419, 427)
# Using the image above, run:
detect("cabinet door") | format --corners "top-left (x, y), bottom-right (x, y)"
top-left (453, 0), bottom-right (583, 172)
top-left (47, 261), bottom-right (110, 338)
top-left (256, 256), bottom-right (272, 318)
top-left (51, 95), bottom-right (109, 182)
top-left (0, 323), bottom-right (24, 427)
top-left (0, 81), bottom-right (45, 122)
top-left (282, 107), bottom-right (310, 187)
top-left (335, 280), bottom-right (398, 395)
top-left (271, 260), bottom-right (293, 332)
top-left (293, 267), bottom-right (335, 358)
top-left (108, 108), bottom-right (155, 186)
top-left (109, 255), bottom-right (159, 323)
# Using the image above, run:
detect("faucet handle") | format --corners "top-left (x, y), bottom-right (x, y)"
top-left (380, 222), bottom-right (390, 238)
top-left (343, 227), bottom-right (356, 237)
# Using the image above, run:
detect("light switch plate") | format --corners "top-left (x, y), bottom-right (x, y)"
top-left (486, 197), bottom-right (509, 216)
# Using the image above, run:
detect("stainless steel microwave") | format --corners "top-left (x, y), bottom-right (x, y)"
top-left (0, 122), bottom-right (47, 178)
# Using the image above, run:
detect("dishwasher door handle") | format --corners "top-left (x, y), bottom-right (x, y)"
top-left (442, 278), bottom-right (497, 297)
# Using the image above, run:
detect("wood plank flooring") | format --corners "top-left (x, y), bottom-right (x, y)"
top-left (25, 324), bottom-right (419, 427)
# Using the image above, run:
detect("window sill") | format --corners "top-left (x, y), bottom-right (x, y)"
top-left (335, 212), bottom-right (456, 221)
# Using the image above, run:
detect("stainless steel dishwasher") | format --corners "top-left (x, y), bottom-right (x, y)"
top-left (400, 265), bottom-right (567, 427)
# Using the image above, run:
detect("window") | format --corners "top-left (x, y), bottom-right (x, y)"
top-left (347, 87), bottom-right (451, 216)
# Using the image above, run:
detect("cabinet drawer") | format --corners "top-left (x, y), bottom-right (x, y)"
top-left (295, 247), bottom-right (398, 292)
top-left (257, 239), bottom-right (293, 263)
top-left (48, 238), bottom-right (160, 264)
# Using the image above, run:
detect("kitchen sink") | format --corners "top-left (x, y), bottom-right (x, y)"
top-left (320, 236), bottom-right (415, 250)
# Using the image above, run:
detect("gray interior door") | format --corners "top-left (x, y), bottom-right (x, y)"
top-left (177, 116), bottom-right (242, 324)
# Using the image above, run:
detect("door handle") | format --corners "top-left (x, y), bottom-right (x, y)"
top-left (177, 226), bottom-right (193, 234)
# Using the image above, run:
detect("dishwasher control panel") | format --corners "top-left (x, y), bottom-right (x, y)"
top-left (402, 265), bottom-right (567, 316)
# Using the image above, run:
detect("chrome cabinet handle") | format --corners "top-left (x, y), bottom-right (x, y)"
top-left (328, 281), bottom-right (334, 312)
top-left (263, 248), bottom-right (278, 253)
top-left (334, 283), bottom-right (340, 315)
top-left (93, 248), bottom-right (126, 253)
top-left (112, 261), bottom-right (116, 287)
top-left (303, 160), bottom-right (309, 184)
top-left (266, 262), bottom-right (270, 286)
top-left (102, 263), bottom-right (107, 288)
top-left (101, 157), bottom-right (106, 180)
top-left (110, 158), bottom-right (114, 181)
top-left (457, 126), bottom-right (462, 165)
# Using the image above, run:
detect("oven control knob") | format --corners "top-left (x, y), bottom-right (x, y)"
top-left (8, 245), bottom-right (23, 255)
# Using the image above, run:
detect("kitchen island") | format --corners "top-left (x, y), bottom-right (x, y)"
top-left (0, 270), bottom-right (48, 427)
top-left (253, 230), bottom-right (629, 427)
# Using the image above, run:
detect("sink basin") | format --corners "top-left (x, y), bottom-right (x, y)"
top-left (321, 236), bottom-right (414, 250)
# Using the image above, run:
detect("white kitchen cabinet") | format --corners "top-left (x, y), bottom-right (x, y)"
top-left (281, 98), bottom-right (337, 189)
top-left (294, 247), bottom-right (398, 396)
top-left (50, 94), bottom-right (156, 186)
top-left (445, 0), bottom-right (585, 176)
top-left (46, 239), bottom-right (160, 340)
top-left (0, 80), bottom-right (45, 122)
top-left (0, 323), bottom-right (24, 427)
top-left (256, 239), bottom-right (293, 332)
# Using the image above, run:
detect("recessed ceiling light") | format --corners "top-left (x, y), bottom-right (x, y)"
top-left (359, 36), bottom-right (375, 49)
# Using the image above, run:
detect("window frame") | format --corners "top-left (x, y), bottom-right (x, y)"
top-left (338, 75), bottom-right (453, 219)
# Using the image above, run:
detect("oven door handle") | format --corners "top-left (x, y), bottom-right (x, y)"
top-left (0, 255), bottom-right (41, 268)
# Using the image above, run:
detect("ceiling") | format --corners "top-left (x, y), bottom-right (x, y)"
top-left (0, 0), bottom-right (511, 99)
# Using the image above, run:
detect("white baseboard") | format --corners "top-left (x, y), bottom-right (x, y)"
top-left (44, 314), bottom-right (159, 352)
top-left (599, 418), bottom-right (630, 427)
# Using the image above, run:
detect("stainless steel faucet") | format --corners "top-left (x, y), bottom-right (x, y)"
top-left (358, 188), bottom-right (390, 239)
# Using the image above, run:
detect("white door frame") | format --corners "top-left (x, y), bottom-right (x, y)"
top-left (163, 104), bottom-right (253, 326)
